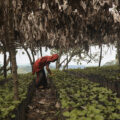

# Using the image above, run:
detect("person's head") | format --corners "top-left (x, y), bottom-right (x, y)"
top-left (50, 54), bottom-right (59, 62)
top-left (46, 54), bottom-right (59, 63)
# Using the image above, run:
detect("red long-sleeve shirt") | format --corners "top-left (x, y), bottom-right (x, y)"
top-left (32, 54), bottom-right (59, 74)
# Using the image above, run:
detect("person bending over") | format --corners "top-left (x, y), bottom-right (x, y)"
top-left (32, 54), bottom-right (59, 89)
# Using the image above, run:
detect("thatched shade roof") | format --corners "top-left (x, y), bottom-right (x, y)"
top-left (0, 0), bottom-right (120, 49)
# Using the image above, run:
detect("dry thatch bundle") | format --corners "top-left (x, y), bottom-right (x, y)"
top-left (0, 0), bottom-right (120, 50)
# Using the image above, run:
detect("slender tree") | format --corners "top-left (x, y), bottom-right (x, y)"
top-left (40, 46), bottom-right (43, 57)
top-left (99, 45), bottom-right (103, 67)
top-left (8, 0), bottom-right (19, 100)
top-left (3, 46), bottom-right (7, 78)
top-left (117, 40), bottom-right (120, 66)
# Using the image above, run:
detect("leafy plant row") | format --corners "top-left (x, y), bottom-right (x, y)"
top-left (0, 73), bottom-right (35, 120)
top-left (0, 75), bottom-right (12, 85)
top-left (52, 71), bottom-right (120, 120)
top-left (67, 66), bottom-right (120, 96)
top-left (68, 66), bottom-right (120, 82)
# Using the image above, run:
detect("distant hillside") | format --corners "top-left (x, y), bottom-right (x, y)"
top-left (67, 65), bottom-right (85, 69)
top-left (18, 65), bottom-right (32, 73)
top-left (17, 64), bottom-right (85, 74)
top-left (50, 65), bottom-right (85, 69)
top-left (103, 60), bottom-right (116, 66)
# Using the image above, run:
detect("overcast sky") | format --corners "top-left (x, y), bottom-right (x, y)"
top-left (0, 45), bottom-right (116, 67)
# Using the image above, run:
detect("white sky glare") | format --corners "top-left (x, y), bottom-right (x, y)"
top-left (80, 45), bottom-right (116, 66)
top-left (0, 45), bottom-right (117, 67)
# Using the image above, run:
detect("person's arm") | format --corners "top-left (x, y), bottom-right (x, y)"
top-left (46, 64), bottom-right (52, 75)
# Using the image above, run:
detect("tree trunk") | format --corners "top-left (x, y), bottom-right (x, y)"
top-left (62, 49), bottom-right (76, 70)
top-left (8, 0), bottom-right (19, 100)
top-left (56, 50), bottom-right (62, 70)
top-left (9, 52), bottom-right (12, 74)
top-left (40, 47), bottom-right (42, 57)
top-left (66, 53), bottom-right (69, 70)
top-left (3, 47), bottom-right (7, 79)
top-left (3, 0), bottom-right (7, 79)
top-left (23, 46), bottom-right (33, 68)
top-left (9, 45), bottom-right (19, 100)
top-left (0, 57), bottom-right (10, 75)
top-left (117, 40), bottom-right (120, 66)
top-left (63, 55), bottom-right (73, 70)
top-left (99, 45), bottom-right (102, 67)
top-left (31, 50), bottom-right (35, 63)
top-left (56, 58), bottom-right (61, 70)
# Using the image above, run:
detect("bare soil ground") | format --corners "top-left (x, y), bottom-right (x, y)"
top-left (26, 83), bottom-right (61, 120)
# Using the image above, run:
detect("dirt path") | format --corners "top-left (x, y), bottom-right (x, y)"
top-left (26, 83), bottom-right (61, 120)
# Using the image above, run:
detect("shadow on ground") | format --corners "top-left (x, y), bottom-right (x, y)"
top-left (26, 82), bottom-right (61, 120)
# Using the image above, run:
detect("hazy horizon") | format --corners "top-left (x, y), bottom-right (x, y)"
top-left (0, 45), bottom-right (116, 67)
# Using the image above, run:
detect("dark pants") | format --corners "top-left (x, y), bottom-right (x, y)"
top-left (36, 69), bottom-right (47, 88)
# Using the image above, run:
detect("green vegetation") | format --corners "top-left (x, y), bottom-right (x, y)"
top-left (68, 65), bottom-right (120, 82)
top-left (0, 73), bottom-right (34, 120)
top-left (52, 70), bottom-right (120, 120)
top-left (1, 66), bottom-right (120, 120)
top-left (0, 74), bottom-right (12, 82)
